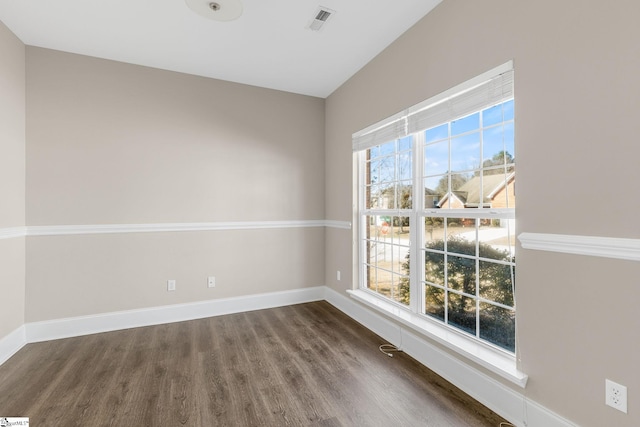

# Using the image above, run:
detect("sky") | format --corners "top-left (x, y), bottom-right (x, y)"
top-left (369, 99), bottom-right (515, 196)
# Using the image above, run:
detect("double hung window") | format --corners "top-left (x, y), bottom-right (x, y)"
top-left (354, 62), bottom-right (516, 353)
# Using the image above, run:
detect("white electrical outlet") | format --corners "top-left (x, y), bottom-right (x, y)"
top-left (208, 276), bottom-right (216, 288)
top-left (606, 379), bottom-right (627, 413)
top-left (337, 270), bottom-right (341, 281)
top-left (167, 279), bottom-right (176, 291)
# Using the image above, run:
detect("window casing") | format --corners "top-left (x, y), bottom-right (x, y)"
top-left (355, 63), bottom-right (515, 354)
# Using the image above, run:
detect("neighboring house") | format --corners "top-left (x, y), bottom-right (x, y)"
top-left (425, 188), bottom-right (440, 209)
top-left (437, 172), bottom-right (515, 209)
top-left (375, 186), bottom-right (441, 210)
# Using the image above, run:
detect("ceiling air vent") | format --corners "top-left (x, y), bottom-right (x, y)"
top-left (308, 6), bottom-right (335, 32)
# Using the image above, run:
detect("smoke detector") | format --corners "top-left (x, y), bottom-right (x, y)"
top-left (308, 6), bottom-right (335, 31)
top-left (185, 0), bottom-right (243, 21)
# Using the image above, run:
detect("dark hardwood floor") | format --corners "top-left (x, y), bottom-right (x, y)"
top-left (0, 301), bottom-right (508, 426)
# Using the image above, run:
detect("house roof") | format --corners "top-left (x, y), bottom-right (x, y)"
top-left (438, 172), bottom-right (514, 208)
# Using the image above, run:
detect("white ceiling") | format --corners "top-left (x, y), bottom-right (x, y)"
top-left (0, 0), bottom-right (441, 98)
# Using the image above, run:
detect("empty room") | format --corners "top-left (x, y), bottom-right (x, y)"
top-left (1, 1), bottom-right (639, 426)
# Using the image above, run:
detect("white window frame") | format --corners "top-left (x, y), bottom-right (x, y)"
top-left (351, 61), bottom-right (527, 386)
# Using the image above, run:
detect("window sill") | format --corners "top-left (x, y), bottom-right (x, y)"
top-left (347, 289), bottom-right (528, 388)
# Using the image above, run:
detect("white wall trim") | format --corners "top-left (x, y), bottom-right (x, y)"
top-left (0, 325), bottom-right (27, 366)
top-left (0, 221), bottom-right (351, 239)
top-left (323, 220), bottom-right (352, 230)
top-left (26, 286), bottom-right (325, 343)
top-left (518, 232), bottom-right (640, 261)
top-left (323, 286), bottom-right (577, 427)
top-left (23, 220), bottom-right (349, 237)
top-left (0, 226), bottom-right (27, 240)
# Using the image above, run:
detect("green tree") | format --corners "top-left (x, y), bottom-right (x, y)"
top-left (399, 237), bottom-right (515, 351)
top-left (434, 173), bottom-right (469, 196)
top-left (480, 151), bottom-right (515, 175)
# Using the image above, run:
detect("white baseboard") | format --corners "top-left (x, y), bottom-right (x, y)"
top-left (323, 286), bottom-right (577, 427)
top-left (26, 286), bottom-right (325, 343)
top-left (0, 325), bottom-right (27, 366)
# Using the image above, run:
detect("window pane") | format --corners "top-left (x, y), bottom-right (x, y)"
top-left (483, 127), bottom-right (508, 166)
top-left (446, 217), bottom-right (476, 255)
top-left (483, 126), bottom-right (514, 169)
top-left (397, 182), bottom-right (412, 209)
top-left (436, 173), bottom-right (471, 209)
top-left (366, 264), bottom-right (377, 292)
top-left (481, 170), bottom-right (515, 209)
top-left (424, 216), bottom-right (445, 247)
top-left (480, 302), bottom-right (515, 352)
top-left (367, 185), bottom-right (382, 209)
top-left (482, 103), bottom-right (504, 127)
top-left (446, 255), bottom-right (476, 295)
top-left (425, 175), bottom-right (446, 208)
top-left (448, 292), bottom-right (476, 335)
top-left (503, 121), bottom-right (515, 160)
top-left (425, 285), bottom-right (445, 321)
top-left (398, 135), bottom-right (412, 151)
top-left (451, 112), bottom-right (479, 136)
top-left (366, 215), bottom-right (382, 240)
top-left (370, 183), bottom-right (412, 210)
top-left (424, 139), bottom-right (449, 176)
top-left (448, 171), bottom-right (478, 208)
top-left (392, 216), bottom-right (411, 243)
top-left (479, 261), bottom-right (514, 307)
top-left (388, 273), bottom-right (397, 300)
top-left (377, 155), bottom-right (395, 184)
top-left (384, 187), bottom-right (396, 210)
top-left (368, 157), bottom-right (381, 185)
top-left (481, 170), bottom-right (507, 208)
top-left (375, 269), bottom-right (392, 299)
top-left (366, 139), bottom-right (414, 210)
top-left (398, 151), bottom-right (413, 180)
top-left (478, 218), bottom-right (515, 260)
top-left (423, 250), bottom-right (444, 286)
top-left (397, 275), bottom-right (410, 306)
top-left (390, 274), bottom-right (409, 306)
top-left (425, 188), bottom-right (440, 209)
top-left (364, 236), bottom-right (375, 261)
top-left (451, 132), bottom-right (480, 173)
top-left (503, 99), bottom-right (514, 121)
top-left (425, 124), bottom-right (448, 143)
top-left (364, 215), bottom-right (411, 307)
top-left (378, 140), bottom-right (395, 156)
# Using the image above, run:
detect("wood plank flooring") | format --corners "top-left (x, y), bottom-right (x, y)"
top-left (0, 302), bottom-right (508, 426)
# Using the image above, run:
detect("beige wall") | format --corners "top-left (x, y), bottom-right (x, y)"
top-left (0, 20), bottom-right (25, 228)
top-left (26, 48), bottom-right (325, 225)
top-left (325, 1), bottom-right (640, 425)
top-left (26, 228), bottom-right (325, 321)
top-left (25, 47), bottom-right (326, 321)
top-left (0, 21), bottom-right (26, 339)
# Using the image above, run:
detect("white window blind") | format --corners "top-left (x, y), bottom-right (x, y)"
top-left (351, 117), bottom-right (407, 153)
top-left (352, 61), bottom-right (513, 152)
top-left (407, 69), bottom-right (513, 135)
